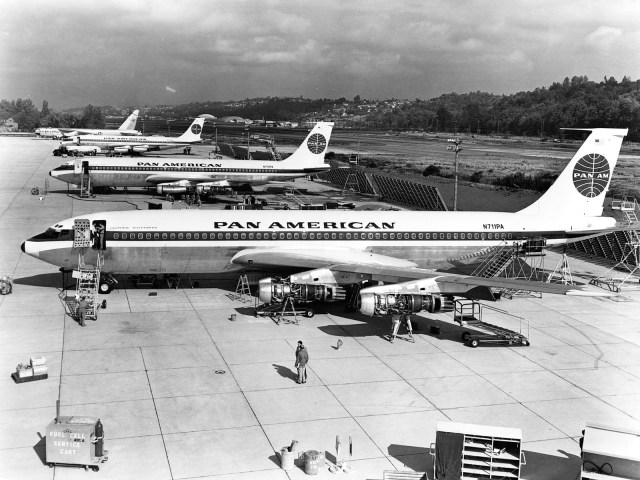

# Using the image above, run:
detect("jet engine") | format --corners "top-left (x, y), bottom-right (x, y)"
top-left (358, 292), bottom-right (454, 316)
top-left (113, 146), bottom-right (130, 153)
top-left (258, 277), bottom-right (345, 305)
top-left (132, 146), bottom-right (149, 153)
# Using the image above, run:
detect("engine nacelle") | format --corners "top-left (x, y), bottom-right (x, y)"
top-left (157, 184), bottom-right (188, 194)
top-left (132, 145), bottom-right (148, 152)
top-left (358, 292), bottom-right (454, 316)
top-left (113, 146), bottom-right (130, 153)
top-left (258, 277), bottom-right (345, 305)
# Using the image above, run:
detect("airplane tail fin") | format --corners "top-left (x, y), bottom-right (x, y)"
top-left (281, 122), bottom-right (334, 166)
top-left (176, 118), bottom-right (206, 142)
top-left (119, 110), bottom-right (139, 131)
top-left (518, 128), bottom-right (628, 217)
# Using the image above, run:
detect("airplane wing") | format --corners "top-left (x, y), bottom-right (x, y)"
top-left (231, 247), bottom-right (605, 299)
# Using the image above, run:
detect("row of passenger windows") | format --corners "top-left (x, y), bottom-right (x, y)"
top-left (111, 231), bottom-right (516, 241)
top-left (94, 167), bottom-right (284, 173)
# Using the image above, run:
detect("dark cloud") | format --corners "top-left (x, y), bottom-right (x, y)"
top-left (1, 0), bottom-right (638, 108)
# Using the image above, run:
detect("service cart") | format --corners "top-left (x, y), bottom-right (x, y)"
top-left (46, 412), bottom-right (108, 471)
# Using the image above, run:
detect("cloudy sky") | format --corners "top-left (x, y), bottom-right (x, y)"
top-left (1, 0), bottom-right (639, 109)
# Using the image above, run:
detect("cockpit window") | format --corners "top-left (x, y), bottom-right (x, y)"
top-left (31, 228), bottom-right (73, 241)
top-left (52, 164), bottom-right (75, 171)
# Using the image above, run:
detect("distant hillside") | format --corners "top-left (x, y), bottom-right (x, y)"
top-left (3, 76), bottom-right (639, 139)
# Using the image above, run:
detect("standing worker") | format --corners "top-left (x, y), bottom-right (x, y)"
top-left (295, 340), bottom-right (309, 384)
top-left (401, 314), bottom-right (415, 342)
top-left (389, 313), bottom-right (401, 343)
top-left (93, 419), bottom-right (104, 457)
top-left (77, 296), bottom-right (90, 327)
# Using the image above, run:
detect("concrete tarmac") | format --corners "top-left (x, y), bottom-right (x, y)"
top-left (1, 137), bottom-right (640, 479)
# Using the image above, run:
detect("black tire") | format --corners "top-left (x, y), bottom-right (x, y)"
top-left (469, 338), bottom-right (479, 348)
top-left (305, 309), bottom-right (315, 318)
top-left (99, 282), bottom-right (112, 294)
top-left (48, 463), bottom-right (54, 468)
top-left (92, 466), bottom-right (100, 472)
top-left (462, 331), bottom-right (471, 341)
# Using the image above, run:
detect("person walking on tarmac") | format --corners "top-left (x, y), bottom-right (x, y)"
top-left (295, 340), bottom-right (309, 384)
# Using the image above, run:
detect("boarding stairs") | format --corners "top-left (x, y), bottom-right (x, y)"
top-left (76, 253), bottom-right (103, 321)
top-left (71, 219), bottom-right (103, 321)
top-left (80, 173), bottom-right (91, 198)
top-left (283, 186), bottom-right (313, 207)
top-left (472, 245), bottom-right (516, 278)
top-left (453, 299), bottom-right (529, 348)
top-left (611, 195), bottom-right (639, 225)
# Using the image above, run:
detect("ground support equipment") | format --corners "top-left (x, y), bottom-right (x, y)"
top-left (255, 296), bottom-right (315, 325)
top-left (454, 299), bottom-right (529, 348)
top-left (45, 415), bottom-right (108, 472)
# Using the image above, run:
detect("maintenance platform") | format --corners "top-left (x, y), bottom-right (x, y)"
top-left (2, 136), bottom-right (640, 480)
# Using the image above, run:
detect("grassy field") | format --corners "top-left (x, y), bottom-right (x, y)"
top-left (328, 131), bottom-right (640, 210)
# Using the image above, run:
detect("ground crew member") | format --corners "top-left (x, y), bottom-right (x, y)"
top-left (389, 314), bottom-right (401, 343)
top-left (295, 340), bottom-right (309, 384)
top-left (93, 419), bottom-right (104, 457)
top-left (401, 314), bottom-right (415, 342)
top-left (77, 297), bottom-right (90, 327)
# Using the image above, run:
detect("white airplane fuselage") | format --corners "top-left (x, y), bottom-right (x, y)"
top-left (49, 158), bottom-right (331, 187)
top-left (22, 209), bottom-right (615, 276)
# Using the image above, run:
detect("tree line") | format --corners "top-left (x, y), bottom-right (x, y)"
top-left (365, 76), bottom-right (640, 141)
top-left (2, 75), bottom-right (639, 140)
top-left (0, 99), bottom-right (106, 131)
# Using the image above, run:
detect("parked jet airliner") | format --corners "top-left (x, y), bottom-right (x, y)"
top-left (57, 110), bottom-right (141, 137)
top-left (61, 117), bottom-right (206, 154)
top-left (22, 128), bottom-right (627, 316)
top-left (49, 122), bottom-right (333, 192)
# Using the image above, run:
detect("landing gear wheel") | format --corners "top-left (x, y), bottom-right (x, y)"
top-left (304, 309), bottom-right (315, 318)
top-left (99, 282), bottom-right (113, 294)
top-left (469, 338), bottom-right (479, 348)
top-left (462, 331), bottom-right (471, 341)
top-left (48, 463), bottom-right (54, 468)
top-left (91, 466), bottom-right (100, 472)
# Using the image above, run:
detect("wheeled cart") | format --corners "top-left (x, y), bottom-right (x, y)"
top-left (255, 296), bottom-right (315, 324)
top-left (46, 415), bottom-right (108, 471)
top-left (455, 299), bottom-right (530, 348)
top-left (430, 421), bottom-right (526, 479)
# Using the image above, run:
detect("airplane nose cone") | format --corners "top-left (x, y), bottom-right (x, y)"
top-left (21, 242), bottom-right (25, 253)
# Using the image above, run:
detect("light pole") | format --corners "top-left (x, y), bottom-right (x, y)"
top-left (245, 126), bottom-right (250, 159)
top-left (447, 137), bottom-right (462, 211)
top-left (167, 119), bottom-right (175, 136)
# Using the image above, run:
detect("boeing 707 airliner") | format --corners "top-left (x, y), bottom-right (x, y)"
top-left (22, 128), bottom-right (627, 317)
top-left (49, 122), bottom-right (333, 192)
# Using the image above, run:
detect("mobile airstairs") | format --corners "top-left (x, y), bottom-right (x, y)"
top-left (454, 299), bottom-right (530, 348)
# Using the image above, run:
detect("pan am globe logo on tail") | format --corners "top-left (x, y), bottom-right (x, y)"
top-left (191, 124), bottom-right (202, 135)
top-left (572, 153), bottom-right (610, 198)
top-left (307, 133), bottom-right (327, 154)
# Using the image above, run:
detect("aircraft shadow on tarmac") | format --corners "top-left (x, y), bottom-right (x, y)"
top-left (13, 273), bottom-right (64, 289)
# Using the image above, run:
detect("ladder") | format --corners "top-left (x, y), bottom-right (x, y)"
top-left (80, 173), bottom-right (91, 198)
top-left (75, 252), bottom-right (103, 321)
top-left (230, 274), bottom-right (251, 302)
top-left (342, 173), bottom-right (360, 194)
top-left (547, 253), bottom-right (574, 285)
